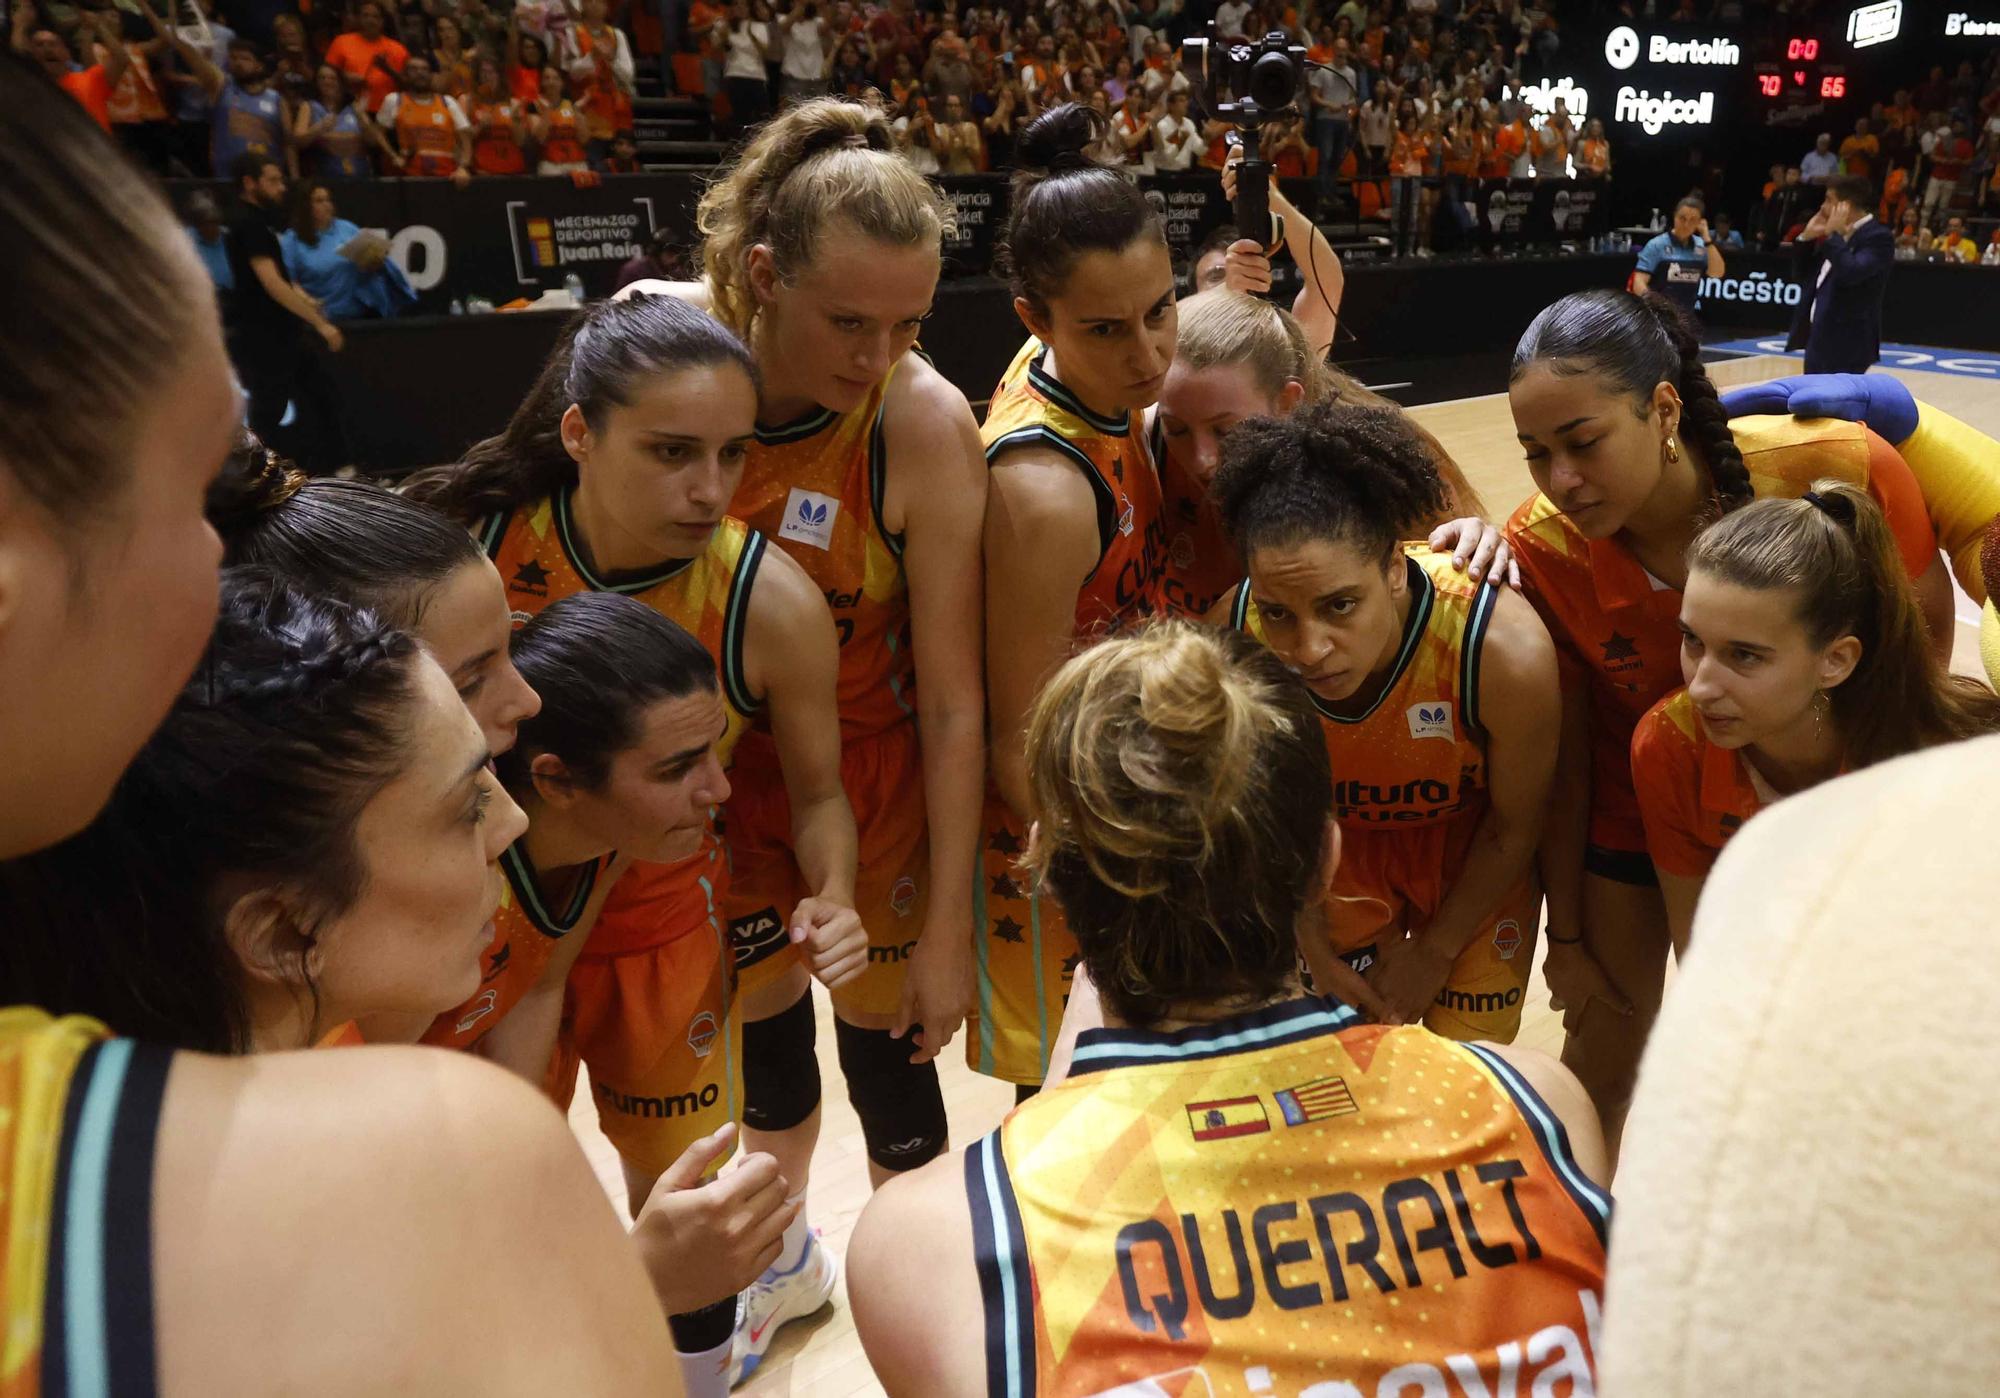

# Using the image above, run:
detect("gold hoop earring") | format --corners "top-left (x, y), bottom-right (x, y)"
top-left (1665, 438), bottom-right (1680, 464)
top-left (1812, 690), bottom-right (1829, 737)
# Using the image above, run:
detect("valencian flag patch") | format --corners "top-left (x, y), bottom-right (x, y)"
top-left (1274, 1076), bottom-right (1359, 1127)
top-left (1185, 1095), bottom-right (1270, 1142)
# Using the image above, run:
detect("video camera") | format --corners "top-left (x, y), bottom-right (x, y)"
top-left (1181, 23), bottom-right (1308, 242)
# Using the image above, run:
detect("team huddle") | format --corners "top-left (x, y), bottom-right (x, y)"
top-left (6, 68), bottom-right (2000, 1398)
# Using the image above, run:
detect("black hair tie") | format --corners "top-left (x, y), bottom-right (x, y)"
top-left (1802, 489), bottom-right (1854, 526)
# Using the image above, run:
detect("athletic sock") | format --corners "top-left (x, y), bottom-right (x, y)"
top-left (773, 1196), bottom-right (811, 1274)
top-left (676, 1338), bottom-right (732, 1398)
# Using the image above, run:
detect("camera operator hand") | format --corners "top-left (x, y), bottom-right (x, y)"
top-left (1220, 143), bottom-right (1343, 354)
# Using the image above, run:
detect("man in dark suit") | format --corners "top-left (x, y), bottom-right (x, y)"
top-left (1790, 174), bottom-right (1895, 375)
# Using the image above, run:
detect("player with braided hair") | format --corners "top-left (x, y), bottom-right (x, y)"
top-left (2, 568), bottom-right (527, 1055)
top-left (1211, 398), bottom-right (1562, 1042)
top-left (1504, 288), bottom-right (1953, 1149)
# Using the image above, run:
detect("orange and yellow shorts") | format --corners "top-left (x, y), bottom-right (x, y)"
top-left (1321, 815), bottom-right (1540, 1044)
top-left (550, 846), bottom-right (742, 1180)
top-left (966, 790), bottom-right (1076, 1087)
top-left (721, 723), bottom-right (930, 1020)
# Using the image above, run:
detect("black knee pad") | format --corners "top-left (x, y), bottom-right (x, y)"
top-left (741, 991), bottom-right (819, 1133)
top-left (833, 1019), bottom-right (947, 1172)
top-left (667, 1296), bottom-right (735, 1353)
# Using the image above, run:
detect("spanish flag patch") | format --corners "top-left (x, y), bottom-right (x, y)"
top-left (1185, 1095), bottom-right (1270, 1142)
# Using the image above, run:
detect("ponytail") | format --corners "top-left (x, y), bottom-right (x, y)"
top-left (210, 435), bottom-right (479, 630)
top-left (404, 295), bottom-right (759, 526)
top-left (1687, 479), bottom-right (2000, 768)
top-left (696, 96), bottom-right (951, 339)
top-left (1512, 288), bottom-right (1751, 512)
top-left (1001, 102), bottom-right (1165, 308)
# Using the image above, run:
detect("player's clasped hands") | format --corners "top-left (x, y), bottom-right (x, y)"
top-left (791, 896), bottom-right (869, 989)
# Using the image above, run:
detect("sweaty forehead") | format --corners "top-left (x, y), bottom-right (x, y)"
top-left (1059, 244), bottom-right (1173, 318)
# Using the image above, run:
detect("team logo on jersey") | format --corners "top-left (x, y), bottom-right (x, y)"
top-left (1493, 919), bottom-right (1523, 960)
top-left (1117, 495), bottom-right (1135, 537)
top-left (1600, 631), bottom-right (1642, 668)
top-left (1185, 1095), bottom-right (1270, 1142)
top-left (890, 876), bottom-right (917, 917)
top-left (686, 1010), bottom-right (718, 1058)
top-left (510, 559), bottom-right (552, 596)
top-left (1406, 701), bottom-right (1454, 741)
top-left (728, 905), bottom-right (790, 968)
top-left (779, 488), bottom-right (840, 550)
top-left (1274, 1075), bottom-right (1358, 1126)
top-left (1170, 531), bottom-right (1197, 569)
top-left (454, 989), bottom-right (499, 1033)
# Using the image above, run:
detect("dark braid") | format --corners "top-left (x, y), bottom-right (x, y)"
top-left (1512, 288), bottom-right (1753, 513)
top-left (0, 569), bottom-right (425, 1051)
top-left (1629, 293), bottom-right (1752, 510)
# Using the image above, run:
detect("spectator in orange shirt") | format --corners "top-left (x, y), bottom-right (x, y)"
top-left (12, 4), bottom-right (130, 132)
top-left (324, 0), bottom-right (408, 115)
top-left (1493, 109), bottom-right (1529, 179)
top-left (1839, 117), bottom-right (1878, 181)
top-left (1389, 110), bottom-right (1430, 257)
top-left (465, 54), bottom-right (529, 174)
top-left (1475, 111), bottom-right (1510, 179)
top-left (509, 29), bottom-right (552, 105)
top-left (1576, 117), bottom-right (1610, 182)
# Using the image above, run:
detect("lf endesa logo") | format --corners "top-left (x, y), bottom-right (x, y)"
top-left (1614, 86), bottom-right (1716, 133)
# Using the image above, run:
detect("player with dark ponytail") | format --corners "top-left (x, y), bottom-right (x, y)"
top-left (1634, 481), bottom-right (2000, 952)
top-left (1213, 398), bottom-right (1562, 1042)
top-left (1504, 288), bottom-right (1953, 1148)
top-left (211, 441), bottom-right (543, 758)
top-left (0, 55), bottom-right (730, 1393)
top-left (973, 101), bottom-right (1178, 1090)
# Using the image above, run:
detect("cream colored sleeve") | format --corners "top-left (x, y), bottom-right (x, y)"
top-left (1603, 732), bottom-right (2000, 1395)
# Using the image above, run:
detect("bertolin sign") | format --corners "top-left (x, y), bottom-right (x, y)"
top-left (1604, 25), bottom-right (1741, 69)
top-left (1614, 87), bottom-right (1715, 133)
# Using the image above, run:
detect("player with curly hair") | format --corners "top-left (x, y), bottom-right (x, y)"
top-left (1212, 397), bottom-right (1562, 1041)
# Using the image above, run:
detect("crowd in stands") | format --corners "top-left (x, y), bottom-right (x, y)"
top-left (9, 0), bottom-right (642, 180)
top-left (692, 0), bottom-right (1608, 235)
top-left (1751, 68), bottom-right (2000, 265)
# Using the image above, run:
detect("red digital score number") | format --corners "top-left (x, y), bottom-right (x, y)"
top-left (1787, 37), bottom-right (1820, 60)
top-left (1821, 75), bottom-right (1846, 98)
top-left (1760, 74), bottom-right (1783, 97)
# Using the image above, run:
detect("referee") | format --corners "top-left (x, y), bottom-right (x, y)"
top-left (1632, 195), bottom-right (1725, 319)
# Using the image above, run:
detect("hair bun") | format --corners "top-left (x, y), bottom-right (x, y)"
top-left (1017, 102), bottom-right (1104, 175)
top-left (205, 433), bottom-right (307, 543)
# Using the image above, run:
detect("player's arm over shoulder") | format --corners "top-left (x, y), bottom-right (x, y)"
top-left (1481, 1042), bottom-right (1610, 1189)
top-left (153, 1046), bottom-right (678, 1397)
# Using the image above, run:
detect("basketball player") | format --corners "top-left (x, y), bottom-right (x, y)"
top-left (210, 460), bottom-right (800, 1317)
top-left (1634, 481), bottom-right (2000, 951)
top-left (1214, 399), bottom-right (1561, 1040)
top-left (616, 96), bottom-right (989, 1377)
top-left (0, 63), bottom-right (689, 1391)
top-left (974, 101), bottom-right (1176, 1089)
top-left (1505, 288), bottom-right (1951, 1145)
top-left (1153, 288), bottom-right (1506, 618)
top-left (405, 293), bottom-right (862, 1397)
top-left (849, 623), bottom-right (1609, 1396)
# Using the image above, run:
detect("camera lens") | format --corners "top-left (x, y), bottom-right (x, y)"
top-left (1247, 48), bottom-right (1296, 109)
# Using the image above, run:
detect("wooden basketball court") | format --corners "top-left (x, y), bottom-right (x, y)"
top-left (570, 354), bottom-right (1997, 1396)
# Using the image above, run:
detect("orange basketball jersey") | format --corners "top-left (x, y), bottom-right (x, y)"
top-left (1505, 415), bottom-right (1935, 850)
top-left (480, 494), bottom-right (765, 953)
top-left (1629, 688), bottom-right (1768, 879)
top-left (968, 997), bottom-right (1610, 1398)
top-left (422, 846), bottom-right (612, 1051)
top-left (1233, 546), bottom-right (1497, 830)
top-left (729, 368), bottom-right (915, 741)
top-left (981, 338), bottom-right (1169, 636)
top-left (1152, 416), bottom-right (1240, 620)
top-left (393, 92), bottom-right (461, 175)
